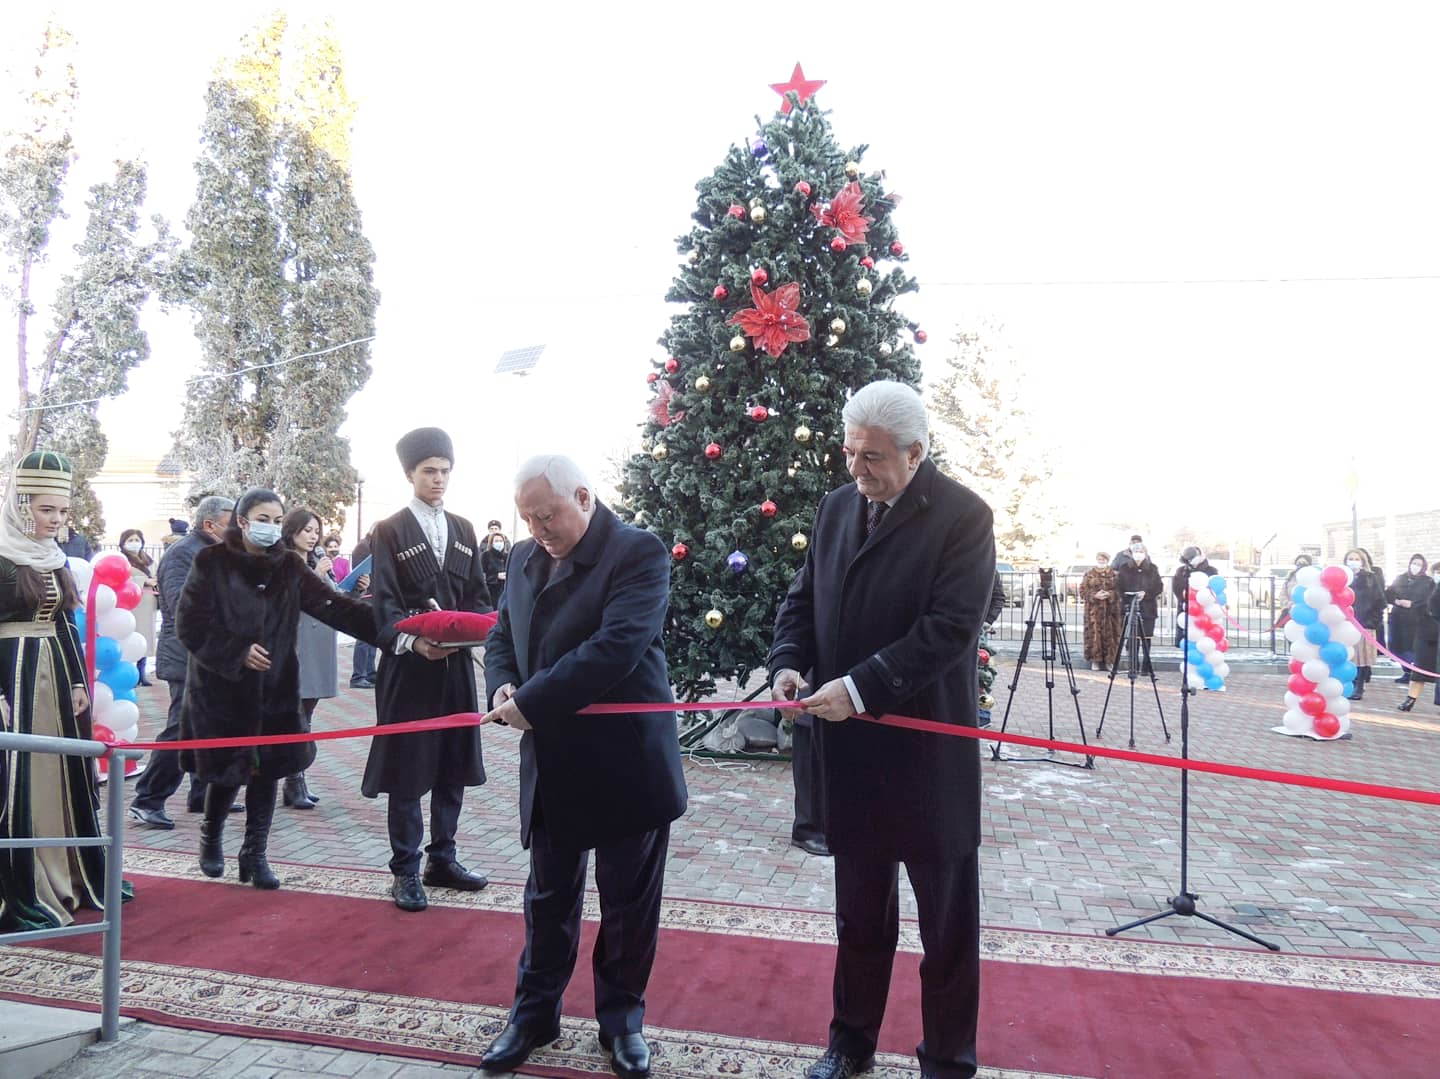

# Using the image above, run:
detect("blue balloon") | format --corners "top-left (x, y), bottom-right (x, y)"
top-left (1304, 622), bottom-right (1331, 645)
top-left (1342, 681), bottom-right (1356, 697)
top-left (1333, 661), bottom-right (1357, 684)
top-left (1195, 661), bottom-right (1214, 679)
top-left (1292, 585), bottom-right (1308, 605)
top-left (1290, 602), bottom-right (1318, 625)
top-left (99, 660), bottom-right (139, 693)
top-left (1205, 675), bottom-right (1224, 690)
top-left (114, 688), bottom-right (138, 703)
top-left (1209, 576), bottom-right (1227, 594)
top-left (93, 636), bottom-right (122, 672)
top-left (74, 610), bottom-right (86, 637)
top-left (1320, 642), bottom-right (1348, 666)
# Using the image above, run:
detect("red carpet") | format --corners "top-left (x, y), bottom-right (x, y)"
top-left (4, 866), bottom-right (1438, 1077)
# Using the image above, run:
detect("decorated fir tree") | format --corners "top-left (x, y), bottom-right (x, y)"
top-left (621, 76), bottom-right (928, 701)
top-left (977, 629), bottom-right (999, 725)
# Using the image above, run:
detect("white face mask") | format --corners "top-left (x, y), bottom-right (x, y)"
top-left (1133, 552), bottom-right (1146, 563)
top-left (1345, 559), bottom-right (1362, 571)
top-left (246, 521), bottom-right (283, 548)
top-left (123, 540), bottom-right (142, 552)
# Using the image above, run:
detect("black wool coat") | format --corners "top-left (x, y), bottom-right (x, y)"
top-left (768, 459), bottom-right (996, 862)
top-left (177, 534), bottom-right (377, 787)
top-left (484, 502), bottom-right (687, 852)
top-left (1351, 568), bottom-right (1386, 632)
top-left (154, 529), bottom-right (216, 682)
top-left (1115, 559), bottom-right (1163, 620)
top-left (361, 507), bottom-right (491, 799)
top-left (1385, 572), bottom-right (1435, 654)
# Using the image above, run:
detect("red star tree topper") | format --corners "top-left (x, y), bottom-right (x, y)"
top-left (811, 182), bottom-right (873, 243)
top-left (727, 282), bottom-right (812, 357)
top-left (769, 62), bottom-right (825, 114)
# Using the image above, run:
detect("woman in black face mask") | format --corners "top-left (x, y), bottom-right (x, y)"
top-left (175, 488), bottom-right (379, 889)
top-left (1343, 548), bottom-right (1385, 700)
top-left (1386, 554), bottom-right (1433, 687)
top-left (480, 530), bottom-right (510, 603)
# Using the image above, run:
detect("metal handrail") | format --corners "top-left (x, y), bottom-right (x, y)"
top-left (0, 730), bottom-right (142, 1041)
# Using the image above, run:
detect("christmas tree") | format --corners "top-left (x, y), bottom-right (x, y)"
top-left (621, 76), bottom-right (927, 701)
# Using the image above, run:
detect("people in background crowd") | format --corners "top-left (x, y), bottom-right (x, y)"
top-left (348, 528), bottom-right (377, 689)
top-left (119, 528), bottom-right (159, 686)
top-left (1110, 533), bottom-right (1144, 574)
top-left (1173, 545), bottom-right (1218, 647)
top-left (1114, 541), bottom-right (1162, 675)
top-left (1080, 551), bottom-right (1122, 671)
top-left (1398, 557), bottom-right (1438, 713)
top-left (282, 511), bottom-right (337, 811)
top-left (57, 524), bottom-right (92, 562)
top-left (1386, 554), bottom-right (1432, 685)
top-left (1344, 547), bottom-right (1385, 701)
top-left (481, 529), bottom-right (511, 604)
top-left (324, 533), bottom-right (350, 583)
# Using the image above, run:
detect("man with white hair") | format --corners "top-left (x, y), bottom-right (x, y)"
top-left (479, 455), bottom-right (687, 1078)
top-left (770, 380), bottom-right (995, 1079)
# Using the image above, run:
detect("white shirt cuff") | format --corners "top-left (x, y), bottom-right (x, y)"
top-left (842, 675), bottom-right (866, 717)
top-left (394, 632), bottom-right (416, 655)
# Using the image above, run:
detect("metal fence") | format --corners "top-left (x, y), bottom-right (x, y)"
top-left (989, 571), bottom-right (1288, 653)
top-left (0, 732), bottom-right (143, 1041)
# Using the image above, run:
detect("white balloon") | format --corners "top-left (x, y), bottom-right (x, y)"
top-left (98, 607), bottom-right (135, 640)
top-left (1284, 691), bottom-right (1301, 710)
top-left (68, 558), bottom-right (94, 590)
top-left (1188, 622), bottom-right (1205, 640)
top-left (1197, 637), bottom-right (1217, 655)
top-left (1304, 585), bottom-right (1333, 610)
top-left (1214, 660), bottom-right (1231, 678)
top-left (1295, 566), bottom-right (1323, 588)
top-left (103, 699), bottom-right (139, 733)
top-left (1319, 604), bottom-right (1347, 626)
top-left (1333, 623), bottom-right (1362, 647)
top-left (1176, 613), bottom-right (1188, 629)
top-left (92, 682), bottom-right (114, 709)
top-left (1341, 565), bottom-right (1354, 585)
top-left (1190, 572), bottom-right (1210, 592)
top-left (1301, 659), bottom-right (1330, 683)
top-left (1337, 714), bottom-right (1352, 735)
top-left (115, 721), bottom-right (140, 743)
top-left (93, 584), bottom-right (117, 615)
top-left (1283, 709), bottom-right (1313, 734)
top-left (1317, 677), bottom-right (1344, 700)
top-left (1331, 697), bottom-right (1351, 717)
top-left (119, 631), bottom-right (147, 663)
top-left (1291, 641), bottom-right (1321, 662)
top-left (1284, 621), bottom-right (1307, 643)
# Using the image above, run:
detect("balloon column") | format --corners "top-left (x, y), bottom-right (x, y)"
top-left (67, 552), bottom-right (148, 777)
top-left (1276, 564), bottom-right (1359, 741)
top-left (1180, 572), bottom-right (1232, 690)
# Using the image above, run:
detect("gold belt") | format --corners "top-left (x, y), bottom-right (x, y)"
top-left (0, 620), bottom-right (59, 639)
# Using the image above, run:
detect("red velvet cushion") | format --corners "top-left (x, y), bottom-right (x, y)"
top-left (394, 609), bottom-right (498, 644)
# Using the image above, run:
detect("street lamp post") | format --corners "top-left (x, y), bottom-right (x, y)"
top-left (355, 474), bottom-right (365, 546)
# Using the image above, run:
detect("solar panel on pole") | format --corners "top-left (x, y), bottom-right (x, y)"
top-left (495, 345), bottom-right (546, 376)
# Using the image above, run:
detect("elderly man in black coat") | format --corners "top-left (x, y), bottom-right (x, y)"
top-left (770, 380), bottom-right (995, 1079)
top-left (480, 454), bottom-right (687, 1079)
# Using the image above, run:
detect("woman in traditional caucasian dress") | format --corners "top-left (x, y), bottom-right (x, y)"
top-left (0, 451), bottom-right (111, 931)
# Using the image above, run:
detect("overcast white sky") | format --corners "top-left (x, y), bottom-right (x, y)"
top-left (6, 2), bottom-right (1440, 562)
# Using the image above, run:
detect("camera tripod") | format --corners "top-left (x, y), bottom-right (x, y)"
top-left (992, 572), bottom-right (1094, 769)
top-left (1107, 567), bottom-right (1280, 951)
top-left (1096, 591), bottom-right (1169, 748)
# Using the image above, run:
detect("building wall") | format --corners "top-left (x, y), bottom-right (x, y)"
top-left (1322, 509), bottom-right (1440, 580)
top-left (87, 455), bottom-right (191, 546)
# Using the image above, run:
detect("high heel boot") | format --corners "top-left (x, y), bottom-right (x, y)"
top-left (199, 784), bottom-right (238, 877)
top-left (283, 774), bottom-right (315, 810)
top-left (237, 780), bottom-right (280, 889)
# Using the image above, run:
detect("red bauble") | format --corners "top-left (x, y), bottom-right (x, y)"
top-left (794, 180), bottom-right (812, 196)
top-left (749, 405), bottom-right (769, 422)
top-left (860, 256), bottom-right (875, 269)
top-left (830, 236), bottom-right (847, 252)
top-left (915, 329), bottom-right (928, 343)
top-left (713, 284), bottom-right (728, 300)
top-left (978, 649), bottom-right (991, 664)
top-left (890, 241), bottom-right (905, 256)
top-left (727, 204), bottom-right (745, 218)
top-left (751, 267), bottom-right (768, 285)
top-left (646, 372), bottom-right (658, 384)
top-left (671, 543), bottom-right (689, 561)
top-left (704, 442), bottom-right (722, 460)
top-left (664, 357), bottom-right (679, 373)
top-left (760, 500), bottom-right (777, 517)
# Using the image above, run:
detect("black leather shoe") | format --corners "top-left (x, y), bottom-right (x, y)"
top-left (391, 873), bottom-right (428, 911)
top-left (599, 1031), bottom-right (651, 1078)
top-left (423, 859), bottom-right (489, 891)
top-left (1399, 697), bottom-right (1417, 712)
top-left (791, 836), bottom-right (832, 857)
top-left (805, 1049), bottom-right (875, 1079)
top-left (480, 1021), bottom-right (560, 1071)
top-left (127, 805), bottom-right (174, 830)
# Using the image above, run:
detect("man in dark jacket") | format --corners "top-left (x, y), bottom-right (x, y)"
top-left (126, 496), bottom-right (235, 829)
top-left (1172, 546), bottom-right (1218, 646)
top-left (361, 427), bottom-right (492, 912)
top-left (770, 381), bottom-right (995, 1079)
top-left (480, 454), bottom-right (687, 1079)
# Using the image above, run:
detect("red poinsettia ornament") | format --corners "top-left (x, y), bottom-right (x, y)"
top-left (650, 381), bottom-right (685, 428)
top-left (726, 283), bottom-right (812, 358)
top-left (811, 182), bottom-right (873, 244)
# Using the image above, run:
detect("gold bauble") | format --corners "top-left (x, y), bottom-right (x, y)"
top-left (686, 250), bottom-right (700, 264)
top-left (794, 424), bottom-right (812, 443)
top-left (749, 205), bottom-right (767, 223)
top-left (825, 334), bottom-right (839, 347)
top-left (651, 443), bottom-right (669, 461)
top-left (878, 342), bottom-right (893, 357)
top-left (694, 375), bottom-right (712, 393)
top-left (729, 335), bottom-right (747, 352)
top-left (749, 196), bottom-right (765, 208)
top-left (844, 160), bottom-right (860, 178)
top-left (856, 278), bottom-right (873, 296)
top-left (830, 318), bottom-right (846, 334)
top-left (979, 693), bottom-right (996, 710)
top-left (705, 608), bottom-right (724, 629)
top-left (633, 511), bottom-right (648, 526)
top-left (791, 532), bottom-right (809, 551)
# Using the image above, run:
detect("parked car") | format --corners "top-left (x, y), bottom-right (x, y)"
top-left (1238, 567), bottom-right (1292, 609)
top-left (1061, 564), bottom-right (1092, 602)
top-left (995, 562), bottom-right (1025, 608)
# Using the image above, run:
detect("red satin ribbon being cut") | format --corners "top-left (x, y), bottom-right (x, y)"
top-left (112, 698), bottom-right (1440, 808)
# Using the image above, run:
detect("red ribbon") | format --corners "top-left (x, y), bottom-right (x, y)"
top-left (111, 699), bottom-right (1440, 808)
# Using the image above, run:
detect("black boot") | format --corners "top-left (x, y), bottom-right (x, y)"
top-left (199, 784), bottom-right (237, 878)
top-left (299, 772), bottom-right (319, 805)
top-left (237, 780), bottom-right (280, 889)
top-left (283, 774), bottom-right (315, 810)
top-left (1351, 666), bottom-right (1367, 701)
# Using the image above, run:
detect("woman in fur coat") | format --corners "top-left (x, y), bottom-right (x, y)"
top-left (1079, 552), bottom-right (1122, 670)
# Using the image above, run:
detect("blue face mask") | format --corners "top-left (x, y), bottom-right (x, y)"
top-left (247, 521), bottom-right (282, 548)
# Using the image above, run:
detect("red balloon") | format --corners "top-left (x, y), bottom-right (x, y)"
top-left (91, 554), bottom-right (130, 589)
top-left (1336, 587), bottom-right (1355, 607)
top-left (115, 580), bottom-right (143, 610)
top-left (1206, 625), bottom-right (1225, 643)
top-left (1320, 566), bottom-right (1348, 591)
top-left (1217, 639), bottom-right (1229, 653)
top-left (1299, 692), bottom-right (1327, 717)
top-left (1187, 601), bottom-right (1204, 616)
top-left (1288, 658), bottom-right (1304, 675)
top-left (1287, 673), bottom-right (1316, 696)
top-left (1313, 713), bottom-right (1341, 738)
top-left (92, 723), bottom-right (116, 743)
top-left (1193, 615), bottom-right (1213, 632)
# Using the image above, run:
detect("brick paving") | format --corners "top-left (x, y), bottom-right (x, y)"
top-left (42, 642), bottom-right (1440, 1075)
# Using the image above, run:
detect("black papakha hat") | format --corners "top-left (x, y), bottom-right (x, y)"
top-left (396, 427), bottom-right (454, 471)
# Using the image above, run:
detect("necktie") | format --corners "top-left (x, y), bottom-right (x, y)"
top-left (866, 500), bottom-right (888, 537)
